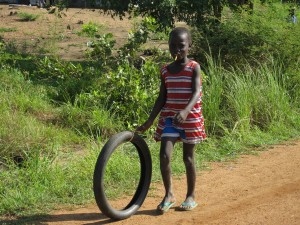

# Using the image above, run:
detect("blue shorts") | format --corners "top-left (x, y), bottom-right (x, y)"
top-left (161, 118), bottom-right (186, 139)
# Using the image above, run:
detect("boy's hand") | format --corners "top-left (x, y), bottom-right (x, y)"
top-left (135, 120), bottom-right (153, 133)
top-left (174, 110), bottom-right (188, 125)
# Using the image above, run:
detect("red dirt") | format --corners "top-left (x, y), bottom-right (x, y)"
top-left (40, 139), bottom-right (300, 225)
top-left (0, 5), bottom-right (133, 60)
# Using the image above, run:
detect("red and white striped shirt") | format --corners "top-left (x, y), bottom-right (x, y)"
top-left (154, 60), bottom-right (206, 144)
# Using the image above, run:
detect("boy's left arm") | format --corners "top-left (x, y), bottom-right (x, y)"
top-left (174, 63), bottom-right (201, 124)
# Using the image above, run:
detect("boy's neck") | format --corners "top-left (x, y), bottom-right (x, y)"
top-left (175, 57), bottom-right (189, 66)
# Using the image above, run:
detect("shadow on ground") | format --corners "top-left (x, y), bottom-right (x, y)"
top-left (0, 208), bottom-right (159, 225)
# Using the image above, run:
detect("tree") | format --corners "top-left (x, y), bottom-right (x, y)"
top-left (96, 0), bottom-right (258, 28)
top-left (62, 1), bottom-right (260, 30)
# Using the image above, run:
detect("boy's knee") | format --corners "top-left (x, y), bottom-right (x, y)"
top-left (183, 155), bottom-right (194, 167)
top-left (160, 153), bottom-right (171, 164)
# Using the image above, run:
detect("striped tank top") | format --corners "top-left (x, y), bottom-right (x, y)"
top-left (154, 60), bottom-right (206, 144)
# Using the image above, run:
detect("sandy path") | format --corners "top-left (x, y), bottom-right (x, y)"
top-left (29, 139), bottom-right (300, 225)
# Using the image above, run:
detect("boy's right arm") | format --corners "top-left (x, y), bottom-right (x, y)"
top-left (136, 76), bottom-right (166, 133)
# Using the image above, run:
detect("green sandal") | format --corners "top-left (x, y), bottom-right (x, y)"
top-left (157, 201), bottom-right (176, 214)
top-left (179, 201), bottom-right (198, 211)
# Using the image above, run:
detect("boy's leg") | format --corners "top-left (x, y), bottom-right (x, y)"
top-left (159, 137), bottom-right (177, 206)
top-left (181, 143), bottom-right (197, 208)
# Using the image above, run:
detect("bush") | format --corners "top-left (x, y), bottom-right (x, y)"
top-left (32, 56), bottom-right (99, 103)
top-left (89, 60), bottom-right (161, 128)
top-left (191, 3), bottom-right (300, 70)
top-left (78, 21), bottom-right (104, 37)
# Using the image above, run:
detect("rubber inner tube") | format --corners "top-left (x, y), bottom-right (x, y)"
top-left (93, 131), bottom-right (152, 220)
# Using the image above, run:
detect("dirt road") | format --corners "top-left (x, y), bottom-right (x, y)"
top-left (29, 139), bottom-right (299, 225)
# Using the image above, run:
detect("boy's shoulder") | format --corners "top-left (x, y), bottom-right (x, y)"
top-left (189, 59), bottom-right (200, 66)
top-left (160, 63), bottom-right (169, 74)
top-left (162, 59), bottom-right (199, 68)
top-left (161, 60), bottom-right (200, 75)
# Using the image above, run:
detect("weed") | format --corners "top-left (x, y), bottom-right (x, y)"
top-left (0, 27), bottom-right (17, 33)
top-left (78, 21), bottom-right (104, 37)
top-left (85, 33), bottom-right (116, 65)
top-left (17, 12), bottom-right (39, 21)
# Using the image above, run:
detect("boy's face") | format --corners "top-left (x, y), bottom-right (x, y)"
top-left (169, 32), bottom-right (190, 61)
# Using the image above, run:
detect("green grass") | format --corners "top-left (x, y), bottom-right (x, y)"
top-left (0, 146), bottom-right (97, 216)
top-left (0, 66), bottom-right (95, 218)
top-left (102, 142), bottom-right (141, 199)
top-left (17, 12), bottom-right (39, 21)
top-left (0, 27), bottom-right (17, 33)
top-left (0, 67), bottom-right (83, 159)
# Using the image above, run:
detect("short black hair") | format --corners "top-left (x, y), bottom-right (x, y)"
top-left (169, 27), bottom-right (192, 46)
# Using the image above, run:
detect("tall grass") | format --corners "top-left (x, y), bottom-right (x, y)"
top-left (0, 67), bottom-right (83, 159)
top-left (226, 62), bottom-right (290, 132)
top-left (0, 145), bottom-right (98, 216)
top-left (59, 96), bottom-right (122, 139)
top-left (203, 55), bottom-right (300, 138)
top-left (202, 54), bottom-right (226, 136)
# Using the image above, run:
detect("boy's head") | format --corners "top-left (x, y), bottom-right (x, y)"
top-left (169, 27), bottom-right (192, 61)
top-left (169, 27), bottom-right (192, 47)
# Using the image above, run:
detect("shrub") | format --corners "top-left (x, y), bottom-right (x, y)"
top-left (32, 56), bottom-right (98, 103)
top-left (86, 33), bottom-right (116, 65)
top-left (90, 59), bottom-right (161, 128)
top-left (191, 3), bottom-right (300, 71)
top-left (78, 21), bottom-right (103, 37)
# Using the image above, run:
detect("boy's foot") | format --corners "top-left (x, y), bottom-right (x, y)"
top-left (178, 201), bottom-right (198, 211)
top-left (157, 201), bottom-right (176, 214)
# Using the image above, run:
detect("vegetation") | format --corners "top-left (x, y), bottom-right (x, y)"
top-left (0, 27), bottom-right (17, 33)
top-left (17, 12), bottom-right (40, 21)
top-left (93, 0), bottom-right (296, 29)
top-left (77, 21), bottom-right (104, 37)
top-left (0, 1), bottom-right (300, 222)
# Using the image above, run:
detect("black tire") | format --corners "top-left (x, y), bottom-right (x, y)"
top-left (93, 131), bottom-right (152, 220)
